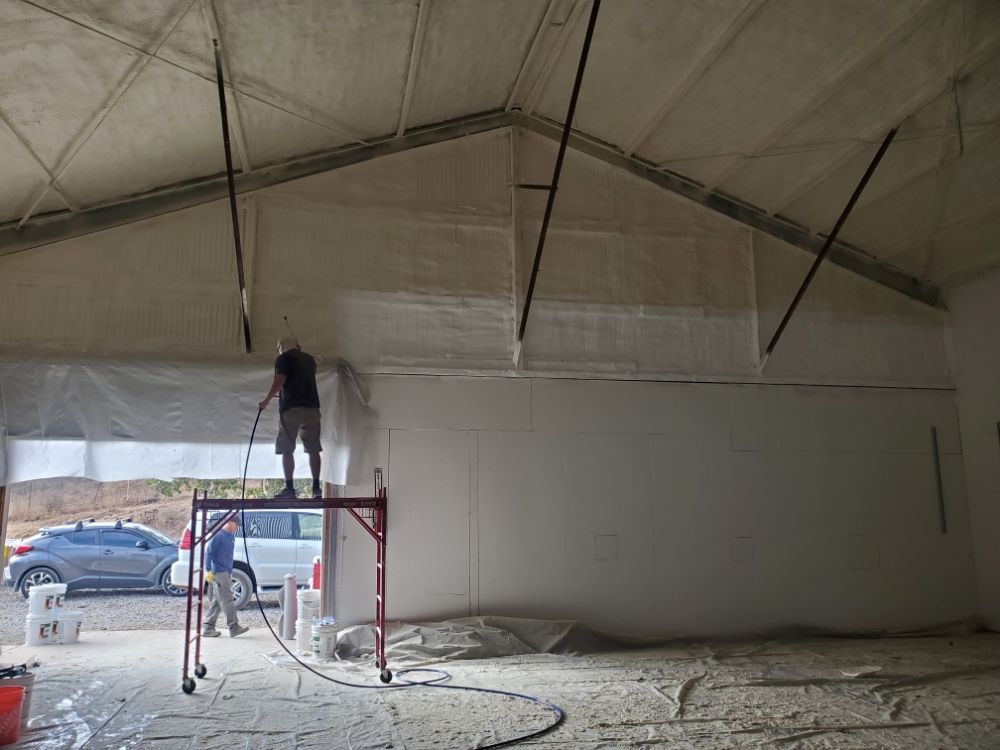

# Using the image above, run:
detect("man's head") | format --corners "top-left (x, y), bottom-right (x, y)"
top-left (223, 519), bottom-right (238, 534)
top-left (278, 337), bottom-right (300, 354)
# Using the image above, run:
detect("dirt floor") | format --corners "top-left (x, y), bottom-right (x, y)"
top-left (4, 626), bottom-right (1000, 749)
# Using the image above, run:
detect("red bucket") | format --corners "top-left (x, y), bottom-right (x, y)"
top-left (0, 686), bottom-right (25, 745)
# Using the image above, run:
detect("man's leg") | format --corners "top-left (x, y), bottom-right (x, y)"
top-left (308, 451), bottom-right (321, 497)
top-left (203, 578), bottom-right (221, 635)
top-left (274, 413), bottom-right (297, 498)
top-left (212, 572), bottom-right (245, 634)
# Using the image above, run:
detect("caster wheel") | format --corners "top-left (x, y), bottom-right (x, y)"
top-left (182, 678), bottom-right (196, 694)
top-left (379, 668), bottom-right (393, 684)
top-left (195, 664), bottom-right (207, 678)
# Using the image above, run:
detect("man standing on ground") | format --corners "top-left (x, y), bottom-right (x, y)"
top-left (259, 337), bottom-right (323, 499)
top-left (203, 516), bottom-right (249, 638)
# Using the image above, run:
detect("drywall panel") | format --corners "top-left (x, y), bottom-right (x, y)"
top-left (775, 387), bottom-right (961, 454)
top-left (729, 385), bottom-right (781, 451)
top-left (531, 378), bottom-right (731, 435)
top-left (361, 375), bottom-right (531, 432)
top-left (382, 430), bottom-right (472, 621)
top-left (556, 433), bottom-right (657, 633)
top-left (476, 431), bottom-right (569, 619)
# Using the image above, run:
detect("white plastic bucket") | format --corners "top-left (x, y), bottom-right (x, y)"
top-left (0, 673), bottom-right (34, 728)
top-left (27, 583), bottom-right (66, 616)
top-left (295, 619), bottom-right (313, 655)
top-left (24, 615), bottom-right (56, 646)
top-left (310, 619), bottom-right (339, 660)
top-left (56, 611), bottom-right (83, 644)
top-left (297, 590), bottom-right (320, 621)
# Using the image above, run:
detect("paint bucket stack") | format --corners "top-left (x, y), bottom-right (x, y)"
top-left (24, 583), bottom-right (66, 646)
top-left (296, 590), bottom-right (321, 655)
top-left (24, 584), bottom-right (82, 647)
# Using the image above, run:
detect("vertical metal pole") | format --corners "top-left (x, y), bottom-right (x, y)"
top-left (0, 486), bottom-right (8, 575)
top-left (931, 427), bottom-right (947, 534)
top-left (194, 503), bottom-right (208, 665)
top-left (182, 491), bottom-right (198, 682)
top-left (760, 126), bottom-right (899, 366)
top-left (212, 39), bottom-right (253, 353)
top-left (321, 482), bottom-right (337, 618)
top-left (516, 0), bottom-right (602, 349)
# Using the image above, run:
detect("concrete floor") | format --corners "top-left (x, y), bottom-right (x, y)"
top-left (4, 628), bottom-right (1000, 749)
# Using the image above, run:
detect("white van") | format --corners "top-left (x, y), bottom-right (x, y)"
top-left (169, 509), bottom-right (322, 608)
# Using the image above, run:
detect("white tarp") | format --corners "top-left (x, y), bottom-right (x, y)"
top-left (0, 356), bottom-right (372, 486)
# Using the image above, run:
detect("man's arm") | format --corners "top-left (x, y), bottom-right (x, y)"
top-left (259, 373), bottom-right (286, 411)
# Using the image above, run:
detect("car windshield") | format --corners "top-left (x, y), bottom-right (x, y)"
top-left (136, 525), bottom-right (174, 545)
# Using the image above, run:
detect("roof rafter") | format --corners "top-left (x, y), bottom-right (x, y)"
top-left (519, 0), bottom-right (588, 115)
top-left (203, 0), bottom-right (252, 171)
top-left (0, 111), bottom-right (512, 259)
top-left (0, 109), bottom-right (940, 307)
top-left (505, 0), bottom-right (558, 112)
top-left (623, 0), bottom-right (764, 157)
top-left (515, 112), bottom-right (939, 306)
top-left (397, 0), bottom-right (431, 136)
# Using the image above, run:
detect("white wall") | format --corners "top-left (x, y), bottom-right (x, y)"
top-left (947, 268), bottom-right (1000, 629)
top-left (335, 374), bottom-right (977, 636)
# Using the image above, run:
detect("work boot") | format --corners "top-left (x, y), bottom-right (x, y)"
top-left (230, 624), bottom-right (250, 637)
top-left (312, 486), bottom-right (322, 498)
top-left (273, 486), bottom-right (296, 499)
top-left (202, 627), bottom-right (221, 638)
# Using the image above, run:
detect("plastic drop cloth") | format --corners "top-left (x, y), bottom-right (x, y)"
top-left (0, 356), bottom-right (373, 486)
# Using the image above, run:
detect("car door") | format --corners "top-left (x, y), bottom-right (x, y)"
top-left (99, 530), bottom-right (163, 588)
top-left (48, 530), bottom-right (102, 588)
top-left (242, 512), bottom-right (296, 587)
top-left (294, 512), bottom-right (323, 581)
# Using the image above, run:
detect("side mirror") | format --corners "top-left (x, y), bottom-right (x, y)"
top-left (135, 540), bottom-right (149, 549)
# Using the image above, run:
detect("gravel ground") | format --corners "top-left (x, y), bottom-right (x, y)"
top-left (0, 584), bottom-right (282, 646)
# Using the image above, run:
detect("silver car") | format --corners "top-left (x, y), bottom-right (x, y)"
top-left (3, 519), bottom-right (183, 598)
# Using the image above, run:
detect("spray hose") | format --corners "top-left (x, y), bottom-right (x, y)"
top-left (238, 407), bottom-right (565, 749)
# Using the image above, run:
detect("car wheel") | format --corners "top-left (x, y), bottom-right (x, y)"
top-left (161, 568), bottom-right (186, 597)
top-left (230, 568), bottom-right (254, 610)
top-left (19, 567), bottom-right (60, 598)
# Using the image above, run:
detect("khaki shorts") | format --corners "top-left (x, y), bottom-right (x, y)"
top-left (276, 407), bottom-right (322, 455)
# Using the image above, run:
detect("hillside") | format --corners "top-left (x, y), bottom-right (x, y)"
top-left (4, 477), bottom-right (303, 540)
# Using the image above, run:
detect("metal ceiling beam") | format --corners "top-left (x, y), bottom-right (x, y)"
top-left (0, 111), bottom-right (513, 258)
top-left (515, 111), bottom-right (939, 306)
top-left (396, 0), bottom-right (430, 136)
top-left (14, 0), bottom-right (197, 229)
top-left (760, 127), bottom-right (899, 368)
top-left (622, 0), bottom-right (764, 157)
top-left (703, 0), bottom-right (942, 190)
top-left (505, 0), bottom-right (558, 111)
top-left (520, 0), bottom-right (589, 115)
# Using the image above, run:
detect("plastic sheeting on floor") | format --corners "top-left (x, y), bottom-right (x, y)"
top-left (5, 621), bottom-right (1000, 749)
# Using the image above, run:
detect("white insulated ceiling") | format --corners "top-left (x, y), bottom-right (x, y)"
top-left (1, 0), bottom-right (999, 288)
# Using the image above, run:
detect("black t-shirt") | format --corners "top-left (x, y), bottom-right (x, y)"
top-left (274, 349), bottom-right (320, 413)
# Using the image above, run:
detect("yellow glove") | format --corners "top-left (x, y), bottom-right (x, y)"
top-left (205, 570), bottom-right (215, 584)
